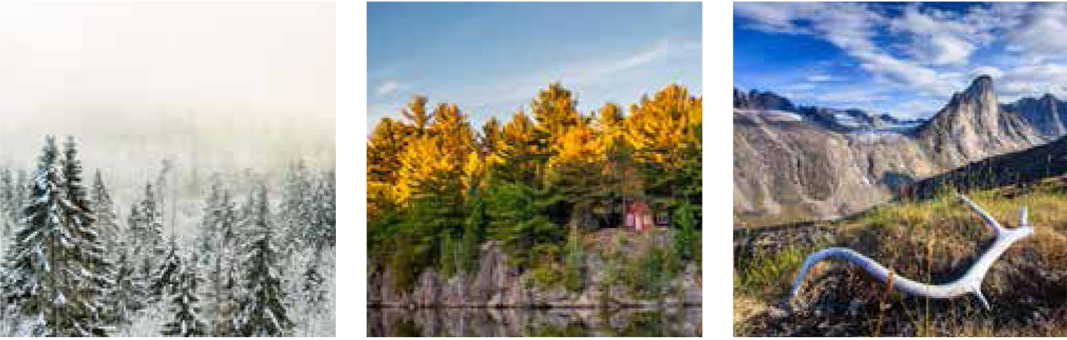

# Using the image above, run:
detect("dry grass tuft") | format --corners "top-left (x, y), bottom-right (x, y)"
top-left (734, 177), bottom-right (1067, 336)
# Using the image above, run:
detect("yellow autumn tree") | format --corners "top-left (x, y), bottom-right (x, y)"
top-left (624, 84), bottom-right (702, 171)
top-left (594, 102), bottom-right (625, 134)
top-left (546, 117), bottom-right (612, 226)
top-left (393, 103), bottom-right (476, 206)
top-left (547, 118), bottom-right (604, 172)
top-left (480, 116), bottom-right (503, 156)
top-left (371, 117), bottom-right (411, 203)
top-left (462, 150), bottom-right (488, 197)
top-left (401, 95), bottom-right (433, 136)
top-left (531, 82), bottom-right (581, 145)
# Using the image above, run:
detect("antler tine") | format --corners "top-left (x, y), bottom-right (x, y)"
top-left (958, 195), bottom-right (1005, 234)
top-left (791, 196), bottom-right (1033, 311)
top-left (1019, 205), bottom-right (1029, 228)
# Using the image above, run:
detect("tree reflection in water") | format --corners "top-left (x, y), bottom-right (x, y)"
top-left (368, 307), bottom-right (702, 337)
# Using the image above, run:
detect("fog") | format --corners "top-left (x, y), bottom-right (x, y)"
top-left (0, 2), bottom-right (336, 190)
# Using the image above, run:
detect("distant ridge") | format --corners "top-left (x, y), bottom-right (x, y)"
top-left (734, 75), bottom-right (1062, 226)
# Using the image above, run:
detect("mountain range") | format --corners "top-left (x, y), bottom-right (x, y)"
top-left (734, 75), bottom-right (1067, 226)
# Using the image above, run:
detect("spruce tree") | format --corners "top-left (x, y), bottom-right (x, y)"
top-left (90, 171), bottom-right (120, 253)
top-left (131, 183), bottom-right (166, 286)
top-left (311, 170), bottom-right (336, 250)
top-left (61, 138), bottom-right (112, 333)
top-left (5, 136), bottom-right (106, 336)
top-left (235, 186), bottom-right (293, 336)
top-left (109, 242), bottom-right (146, 323)
top-left (162, 253), bottom-right (208, 337)
top-left (202, 185), bottom-right (240, 336)
top-left (301, 252), bottom-right (326, 305)
top-left (280, 159), bottom-right (310, 251)
top-left (152, 237), bottom-right (184, 300)
top-left (0, 168), bottom-right (14, 240)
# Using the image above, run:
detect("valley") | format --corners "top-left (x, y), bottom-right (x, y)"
top-left (735, 76), bottom-right (1066, 227)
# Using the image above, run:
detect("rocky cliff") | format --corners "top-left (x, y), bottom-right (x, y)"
top-left (914, 75), bottom-right (1043, 166)
top-left (734, 76), bottom-right (1059, 226)
top-left (367, 231), bottom-right (701, 308)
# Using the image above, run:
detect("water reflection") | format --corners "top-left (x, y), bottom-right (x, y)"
top-left (368, 307), bottom-right (702, 337)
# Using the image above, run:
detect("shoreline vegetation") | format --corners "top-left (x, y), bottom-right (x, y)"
top-left (367, 83), bottom-right (702, 313)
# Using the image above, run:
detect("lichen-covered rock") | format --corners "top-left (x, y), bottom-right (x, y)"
top-left (368, 232), bottom-right (701, 308)
top-left (413, 270), bottom-right (441, 307)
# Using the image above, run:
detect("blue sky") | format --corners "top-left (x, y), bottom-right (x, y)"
top-left (735, 2), bottom-right (1067, 119)
top-left (369, 2), bottom-right (701, 128)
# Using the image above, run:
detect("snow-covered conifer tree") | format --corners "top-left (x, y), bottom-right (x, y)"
top-left (61, 137), bottom-right (112, 333)
top-left (90, 171), bottom-right (120, 253)
top-left (194, 181), bottom-right (241, 335)
top-left (4, 136), bottom-right (107, 336)
top-left (234, 186), bottom-right (292, 336)
top-left (151, 237), bottom-right (184, 300)
top-left (108, 242), bottom-right (146, 324)
top-left (161, 253), bottom-right (207, 337)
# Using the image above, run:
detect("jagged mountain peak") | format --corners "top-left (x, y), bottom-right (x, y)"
top-left (917, 75), bottom-right (1041, 166)
top-left (959, 74), bottom-right (996, 101)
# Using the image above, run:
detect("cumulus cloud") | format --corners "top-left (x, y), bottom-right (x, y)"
top-left (973, 66), bottom-right (1004, 78)
top-left (736, 2), bottom-right (1067, 115)
top-left (735, 2), bottom-right (959, 97)
top-left (1002, 2), bottom-right (1067, 62)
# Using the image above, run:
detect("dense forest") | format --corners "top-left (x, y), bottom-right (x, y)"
top-left (0, 136), bottom-right (335, 336)
top-left (367, 83), bottom-right (702, 292)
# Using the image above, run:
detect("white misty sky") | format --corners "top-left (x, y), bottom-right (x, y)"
top-left (0, 2), bottom-right (335, 176)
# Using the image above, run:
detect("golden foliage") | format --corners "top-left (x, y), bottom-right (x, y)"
top-left (401, 95), bottom-right (432, 135)
top-left (480, 116), bottom-right (503, 155)
top-left (623, 84), bottom-right (702, 170)
top-left (547, 119), bottom-right (604, 172)
top-left (368, 82), bottom-right (702, 212)
top-left (368, 118), bottom-right (409, 182)
top-left (493, 110), bottom-right (541, 178)
top-left (531, 82), bottom-right (581, 141)
top-left (462, 151), bottom-right (488, 196)
top-left (392, 103), bottom-right (478, 207)
top-left (394, 136), bottom-right (462, 205)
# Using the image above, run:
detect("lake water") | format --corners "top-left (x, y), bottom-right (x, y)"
top-left (368, 307), bottom-right (702, 337)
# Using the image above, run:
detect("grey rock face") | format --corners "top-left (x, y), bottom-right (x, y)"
top-left (368, 236), bottom-right (701, 308)
top-left (915, 76), bottom-right (1043, 167)
top-left (1003, 94), bottom-right (1067, 138)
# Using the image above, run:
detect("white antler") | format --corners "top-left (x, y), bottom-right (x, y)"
top-left (789, 195), bottom-right (1033, 310)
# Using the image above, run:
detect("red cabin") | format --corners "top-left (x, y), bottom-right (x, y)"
top-left (624, 201), bottom-right (655, 231)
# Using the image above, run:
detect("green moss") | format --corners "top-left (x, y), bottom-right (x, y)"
top-left (562, 226), bottom-right (584, 292)
top-left (614, 238), bottom-right (677, 299)
top-left (528, 264), bottom-right (562, 289)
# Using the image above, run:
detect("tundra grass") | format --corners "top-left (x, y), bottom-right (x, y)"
top-left (734, 177), bottom-right (1067, 336)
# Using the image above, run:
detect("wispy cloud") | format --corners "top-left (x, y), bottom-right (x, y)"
top-left (376, 80), bottom-right (402, 96)
top-left (806, 75), bottom-right (833, 82)
top-left (455, 38), bottom-right (700, 113)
